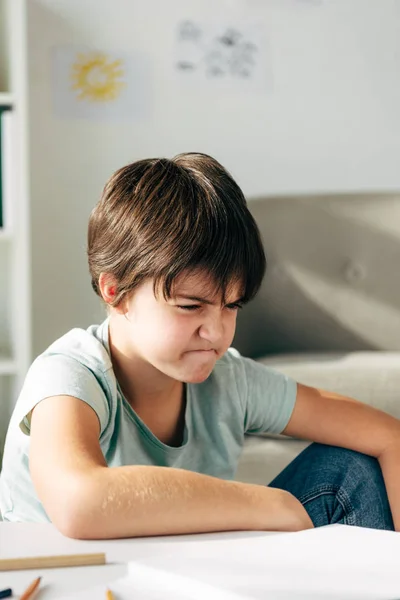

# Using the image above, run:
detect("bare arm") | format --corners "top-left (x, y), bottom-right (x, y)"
top-left (29, 396), bottom-right (313, 539)
top-left (282, 383), bottom-right (400, 530)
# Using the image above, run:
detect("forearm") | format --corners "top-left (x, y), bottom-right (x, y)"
top-left (58, 465), bottom-right (313, 539)
top-left (378, 443), bottom-right (400, 531)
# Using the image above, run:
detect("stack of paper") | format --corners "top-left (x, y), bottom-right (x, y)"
top-left (59, 524), bottom-right (400, 599)
top-left (60, 562), bottom-right (244, 600)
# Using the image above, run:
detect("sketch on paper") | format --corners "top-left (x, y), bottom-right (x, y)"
top-left (174, 20), bottom-right (271, 91)
top-left (51, 46), bottom-right (151, 120)
top-left (70, 51), bottom-right (127, 103)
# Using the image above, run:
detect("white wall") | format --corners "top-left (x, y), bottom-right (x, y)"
top-left (27, 0), bottom-right (400, 357)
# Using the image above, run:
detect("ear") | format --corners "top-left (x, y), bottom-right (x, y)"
top-left (98, 273), bottom-right (125, 313)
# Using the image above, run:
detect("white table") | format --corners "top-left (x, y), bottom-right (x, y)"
top-left (0, 523), bottom-right (279, 599)
top-left (2, 523), bottom-right (400, 599)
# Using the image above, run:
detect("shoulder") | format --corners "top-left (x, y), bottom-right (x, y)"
top-left (38, 319), bottom-right (112, 375)
top-left (214, 347), bottom-right (274, 378)
top-left (207, 348), bottom-right (250, 403)
top-left (213, 350), bottom-right (297, 435)
top-left (16, 320), bottom-right (115, 435)
top-left (212, 347), bottom-right (296, 395)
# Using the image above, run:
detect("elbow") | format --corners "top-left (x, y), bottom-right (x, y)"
top-left (57, 521), bottom-right (102, 541)
top-left (55, 510), bottom-right (100, 540)
top-left (44, 473), bottom-right (107, 540)
top-left (54, 505), bottom-right (108, 541)
top-left (56, 518), bottom-right (90, 540)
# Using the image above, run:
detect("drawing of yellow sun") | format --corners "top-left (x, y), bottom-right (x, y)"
top-left (70, 52), bottom-right (126, 103)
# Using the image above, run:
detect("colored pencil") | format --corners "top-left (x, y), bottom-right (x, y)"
top-left (0, 552), bottom-right (106, 571)
top-left (20, 576), bottom-right (41, 600)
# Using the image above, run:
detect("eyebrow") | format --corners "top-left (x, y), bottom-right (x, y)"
top-left (175, 294), bottom-right (244, 305)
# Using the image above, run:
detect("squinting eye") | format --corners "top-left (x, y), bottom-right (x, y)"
top-left (226, 303), bottom-right (243, 311)
top-left (177, 305), bottom-right (201, 311)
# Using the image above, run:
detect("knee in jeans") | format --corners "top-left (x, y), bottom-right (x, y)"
top-left (314, 443), bottom-right (384, 488)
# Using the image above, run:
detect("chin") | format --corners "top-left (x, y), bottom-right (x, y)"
top-left (182, 369), bottom-right (214, 384)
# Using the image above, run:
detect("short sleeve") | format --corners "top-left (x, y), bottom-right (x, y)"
top-left (237, 354), bottom-right (297, 435)
top-left (16, 354), bottom-right (110, 436)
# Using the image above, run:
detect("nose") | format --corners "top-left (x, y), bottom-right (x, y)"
top-left (198, 311), bottom-right (224, 345)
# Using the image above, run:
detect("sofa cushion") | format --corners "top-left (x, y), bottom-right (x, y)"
top-left (233, 194), bottom-right (400, 358)
top-left (236, 436), bottom-right (311, 485)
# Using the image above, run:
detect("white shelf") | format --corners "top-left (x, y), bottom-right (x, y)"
top-left (0, 358), bottom-right (17, 375)
top-left (0, 0), bottom-right (31, 458)
top-left (0, 229), bottom-right (12, 241)
top-left (0, 93), bottom-right (13, 107)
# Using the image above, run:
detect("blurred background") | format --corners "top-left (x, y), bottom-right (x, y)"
top-left (1, 0), bottom-right (400, 457)
top-left (27, 0), bottom-right (400, 355)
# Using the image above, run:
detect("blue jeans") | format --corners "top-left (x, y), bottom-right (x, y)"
top-left (268, 442), bottom-right (395, 530)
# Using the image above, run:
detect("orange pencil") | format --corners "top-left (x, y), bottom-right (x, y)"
top-left (20, 576), bottom-right (41, 600)
top-left (106, 589), bottom-right (115, 600)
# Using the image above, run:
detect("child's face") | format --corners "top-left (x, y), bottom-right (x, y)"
top-left (121, 271), bottom-right (242, 383)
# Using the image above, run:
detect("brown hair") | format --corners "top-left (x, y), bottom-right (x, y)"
top-left (87, 152), bottom-right (266, 307)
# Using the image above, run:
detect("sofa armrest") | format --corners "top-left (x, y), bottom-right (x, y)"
top-left (255, 352), bottom-right (400, 439)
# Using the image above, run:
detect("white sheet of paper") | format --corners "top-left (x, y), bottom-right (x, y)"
top-left (173, 20), bottom-right (272, 93)
top-left (57, 525), bottom-right (400, 599)
top-left (51, 45), bottom-right (152, 120)
top-left (57, 562), bottom-right (245, 600)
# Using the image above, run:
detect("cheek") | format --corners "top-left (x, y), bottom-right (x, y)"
top-left (132, 309), bottom-right (173, 347)
top-left (167, 316), bottom-right (197, 343)
top-left (224, 313), bottom-right (238, 343)
top-left (152, 314), bottom-right (196, 349)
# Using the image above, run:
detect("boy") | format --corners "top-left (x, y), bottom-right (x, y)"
top-left (0, 153), bottom-right (398, 537)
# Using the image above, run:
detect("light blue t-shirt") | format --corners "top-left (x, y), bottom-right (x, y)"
top-left (0, 319), bottom-right (297, 522)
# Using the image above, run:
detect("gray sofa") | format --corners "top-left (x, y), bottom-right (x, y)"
top-left (234, 192), bottom-right (400, 485)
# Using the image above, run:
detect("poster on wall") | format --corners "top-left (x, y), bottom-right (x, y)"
top-left (51, 46), bottom-right (152, 120)
top-left (173, 20), bottom-right (272, 93)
